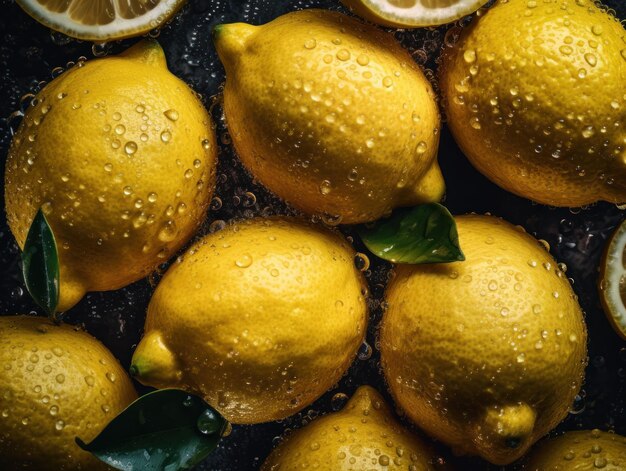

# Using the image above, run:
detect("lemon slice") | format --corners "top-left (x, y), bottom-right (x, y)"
top-left (599, 219), bottom-right (626, 340)
top-left (341, 0), bottom-right (489, 27)
top-left (16, 0), bottom-right (186, 41)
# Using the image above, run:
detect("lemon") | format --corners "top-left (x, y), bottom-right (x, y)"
top-left (440, 0), bottom-right (626, 207)
top-left (599, 218), bottom-right (626, 340)
top-left (262, 386), bottom-right (438, 470)
top-left (5, 40), bottom-right (217, 312)
top-left (380, 215), bottom-right (587, 465)
top-left (16, 0), bottom-right (186, 41)
top-left (524, 429), bottom-right (626, 470)
top-left (342, 0), bottom-right (489, 28)
top-left (214, 9), bottom-right (444, 224)
top-left (131, 217), bottom-right (368, 424)
top-left (0, 315), bottom-right (137, 470)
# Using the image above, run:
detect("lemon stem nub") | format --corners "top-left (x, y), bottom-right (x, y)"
top-left (130, 330), bottom-right (182, 387)
top-left (212, 23), bottom-right (258, 67)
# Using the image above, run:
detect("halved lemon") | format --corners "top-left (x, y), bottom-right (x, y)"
top-left (16, 0), bottom-right (186, 41)
top-left (341, 0), bottom-right (489, 27)
top-left (599, 219), bottom-right (626, 340)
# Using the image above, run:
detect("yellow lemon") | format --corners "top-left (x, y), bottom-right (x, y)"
top-left (214, 9), bottom-right (444, 224)
top-left (5, 40), bottom-right (217, 312)
top-left (524, 429), bottom-right (626, 470)
top-left (131, 217), bottom-right (368, 424)
top-left (380, 215), bottom-right (587, 465)
top-left (0, 315), bottom-right (137, 470)
top-left (440, 0), bottom-right (626, 206)
top-left (262, 386), bottom-right (440, 471)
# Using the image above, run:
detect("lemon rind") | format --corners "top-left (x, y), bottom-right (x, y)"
top-left (355, 0), bottom-right (488, 27)
top-left (601, 222), bottom-right (626, 339)
top-left (16, 0), bottom-right (185, 41)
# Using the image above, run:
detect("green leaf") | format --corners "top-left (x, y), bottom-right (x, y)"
top-left (358, 203), bottom-right (465, 264)
top-left (76, 389), bottom-right (228, 471)
top-left (21, 208), bottom-right (59, 315)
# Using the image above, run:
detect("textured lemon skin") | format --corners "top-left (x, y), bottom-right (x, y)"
top-left (132, 217), bottom-right (368, 424)
top-left (0, 316), bottom-right (137, 470)
top-left (440, 0), bottom-right (626, 206)
top-left (5, 40), bottom-right (217, 312)
top-left (381, 215), bottom-right (587, 465)
top-left (215, 9), bottom-right (444, 224)
top-left (523, 430), bottom-right (626, 470)
top-left (262, 386), bottom-right (438, 471)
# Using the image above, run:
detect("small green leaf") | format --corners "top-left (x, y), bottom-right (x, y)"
top-left (76, 389), bottom-right (228, 471)
top-left (21, 208), bottom-right (59, 315)
top-left (358, 203), bottom-right (465, 264)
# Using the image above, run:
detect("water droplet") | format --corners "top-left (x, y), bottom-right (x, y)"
top-left (84, 376), bottom-right (95, 387)
top-left (49, 405), bottom-right (58, 416)
top-left (55, 374), bottom-right (65, 384)
top-left (354, 253), bottom-right (370, 271)
top-left (106, 372), bottom-right (116, 383)
top-left (584, 53), bottom-right (597, 67)
top-left (114, 124), bottom-right (125, 135)
top-left (304, 39), bottom-right (317, 49)
top-left (382, 77), bottom-right (393, 87)
top-left (357, 54), bottom-right (369, 66)
top-left (164, 109), bottom-right (179, 121)
top-left (358, 342), bottom-right (372, 361)
top-left (160, 130), bottom-right (172, 143)
top-left (55, 420), bottom-right (65, 431)
top-left (319, 180), bottom-right (332, 195)
top-left (336, 49), bottom-right (351, 61)
top-left (594, 457), bottom-right (607, 468)
top-left (463, 49), bottom-right (477, 63)
top-left (582, 126), bottom-right (594, 138)
top-left (197, 408), bottom-right (221, 435)
top-left (331, 392), bottom-right (349, 411)
top-left (124, 141), bottom-right (138, 155)
top-left (235, 254), bottom-right (253, 268)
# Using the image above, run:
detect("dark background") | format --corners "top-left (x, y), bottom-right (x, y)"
top-left (0, 0), bottom-right (624, 469)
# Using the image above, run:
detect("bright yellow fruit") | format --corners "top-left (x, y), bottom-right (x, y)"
top-left (0, 315), bottom-right (137, 470)
top-left (380, 215), bottom-right (587, 465)
top-left (440, 0), bottom-right (626, 206)
top-left (131, 217), bottom-right (368, 424)
top-left (214, 9), bottom-right (444, 224)
top-left (599, 219), bottom-right (626, 340)
top-left (262, 386), bottom-right (439, 471)
top-left (16, 0), bottom-right (187, 41)
top-left (342, 0), bottom-right (489, 28)
top-left (524, 429), bottom-right (626, 470)
top-left (5, 40), bottom-right (217, 312)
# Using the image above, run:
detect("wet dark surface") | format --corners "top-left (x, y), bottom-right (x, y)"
top-left (0, 0), bottom-right (625, 469)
